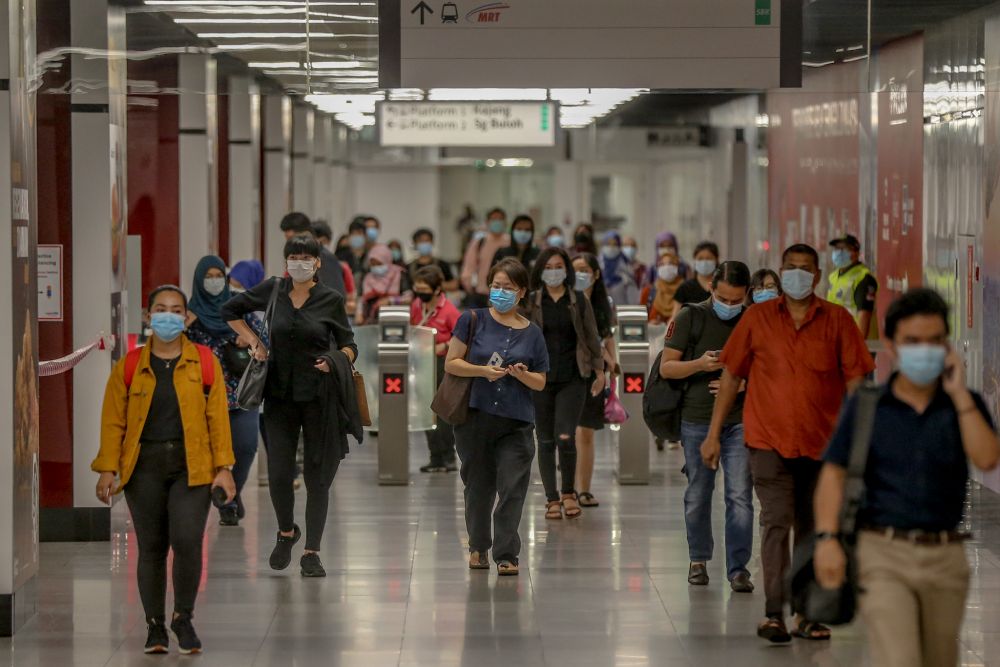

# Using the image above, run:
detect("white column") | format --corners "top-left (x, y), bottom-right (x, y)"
top-left (263, 95), bottom-right (291, 276)
top-left (312, 113), bottom-right (331, 224)
top-left (227, 76), bottom-right (260, 262)
top-left (178, 53), bottom-right (218, 284)
top-left (329, 122), bottom-right (352, 229)
top-left (291, 105), bottom-right (314, 215)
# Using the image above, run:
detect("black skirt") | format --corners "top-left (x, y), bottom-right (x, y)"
top-left (578, 374), bottom-right (605, 431)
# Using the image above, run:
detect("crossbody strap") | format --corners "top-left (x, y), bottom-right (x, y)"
top-left (840, 384), bottom-right (880, 536)
top-left (260, 277), bottom-right (282, 351)
top-left (462, 309), bottom-right (479, 361)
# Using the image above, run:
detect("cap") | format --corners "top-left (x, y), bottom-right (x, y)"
top-left (829, 234), bottom-right (860, 251)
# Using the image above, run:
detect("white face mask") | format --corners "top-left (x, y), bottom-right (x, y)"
top-left (287, 259), bottom-right (317, 283)
top-left (657, 264), bottom-right (679, 282)
top-left (203, 277), bottom-right (226, 296)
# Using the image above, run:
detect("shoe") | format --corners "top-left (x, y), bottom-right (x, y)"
top-left (443, 458), bottom-right (458, 472)
top-left (218, 505), bottom-right (239, 526)
top-left (757, 615), bottom-right (792, 644)
top-left (420, 462), bottom-right (447, 473)
top-left (170, 614), bottom-right (202, 655)
top-left (300, 552), bottom-right (327, 577)
top-left (730, 571), bottom-right (754, 593)
top-left (687, 562), bottom-right (709, 586)
top-left (269, 524), bottom-right (301, 570)
top-left (236, 495), bottom-right (246, 519)
top-left (469, 551), bottom-right (490, 570)
top-left (496, 560), bottom-right (519, 576)
top-left (144, 621), bottom-right (169, 654)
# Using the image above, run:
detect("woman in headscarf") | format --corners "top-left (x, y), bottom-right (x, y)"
top-left (228, 259), bottom-right (265, 294)
top-left (640, 251), bottom-right (684, 324)
top-left (646, 232), bottom-right (690, 286)
top-left (357, 243), bottom-right (412, 325)
top-left (185, 255), bottom-right (267, 527)
top-left (600, 231), bottom-right (640, 305)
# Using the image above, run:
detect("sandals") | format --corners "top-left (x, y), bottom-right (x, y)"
top-left (497, 560), bottom-right (519, 576)
top-left (561, 494), bottom-right (582, 519)
top-left (578, 492), bottom-right (599, 508)
top-left (545, 500), bottom-right (563, 520)
top-left (757, 616), bottom-right (792, 644)
top-left (469, 551), bottom-right (490, 570)
top-left (791, 620), bottom-right (831, 641)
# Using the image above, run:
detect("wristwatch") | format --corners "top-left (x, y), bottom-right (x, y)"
top-left (815, 531), bottom-right (840, 542)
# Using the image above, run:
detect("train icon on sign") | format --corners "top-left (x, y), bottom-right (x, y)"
top-left (441, 2), bottom-right (458, 22)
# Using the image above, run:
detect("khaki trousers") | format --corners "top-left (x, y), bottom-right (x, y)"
top-left (858, 531), bottom-right (970, 667)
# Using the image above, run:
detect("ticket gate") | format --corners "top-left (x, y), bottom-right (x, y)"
top-left (615, 306), bottom-right (651, 485)
top-left (376, 307), bottom-right (411, 485)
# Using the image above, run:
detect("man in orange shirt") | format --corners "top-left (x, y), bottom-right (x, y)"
top-left (700, 243), bottom-right (874, 644)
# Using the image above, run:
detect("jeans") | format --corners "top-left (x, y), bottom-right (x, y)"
top-left (455, 410), bottom-right (535, 563)
top-left (534, 377), bottom-right (587, 501)
top-left (226, 408), bottom-right (259, 512)
top-left (680, 421), bottom-right (753, 579)
top-left (426, 355), bottom-right (456, 465)
top-left (124, 440), bottom-right (211, 623)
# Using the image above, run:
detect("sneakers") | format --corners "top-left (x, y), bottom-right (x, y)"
top-left (144, 622), bottom-right (169, 654)
top-left (269, 524), bottom-right (301, 570)
top-left (170, 614), bottom-right (202, 655)
top-left (443, 458), bottom-right (458, 472)
top-left (687, 562), bottom-right (709, 586)
top-left (218, 505), bottom-right (239, 526)
top-left (730, 571), bottom-right (755, 593)
top-left (420, 462), bottom-right (447, 473)
top-left (300, 552), bottom-right (327, 577)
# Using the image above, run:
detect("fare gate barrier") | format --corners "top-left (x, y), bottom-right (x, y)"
top-left (615, 306), bottom-right (651, 485)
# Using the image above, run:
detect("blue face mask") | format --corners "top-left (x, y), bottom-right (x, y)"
top-left (712, 298), bottom-right (743, 321)
top-left (602, 246), bottom-right (621, 260)
top-left (781, 268), bottom-right (815, 300)
top-left (150, 312), bottom-right (185, 343)
top-left (489, 287), bottom-right (519, 313)
top-left (575, 272), bottom-right (594, 291)
top-left (694, 259), bottom-right (717, 277)
top-left (897, 344), bottom-right (947, 386)
top-left (752, 288), bottom-right (779, 304)
top-left (365, 227), bottom-right (379, 242)
top-left (416, 241), bottom-right (434, 257)
top-left (547, 235), bottom-right (564, 248)
top-left (831, 248), bottom-right (852, 269)
top-left (349, 234), bottom-right (366, 250)
top-left (622, 246), bottom-right (637, 262)
top-left (488, 219), bottom-right (506, 235)
top-left (512, 229), bottom-right (533, 245)
top-left (391, 248), bottom-right (402, 262)
top-left (371, 264), bottom-right (389, 277)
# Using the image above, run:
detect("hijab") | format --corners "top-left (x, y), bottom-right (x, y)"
top-left (649, 231), bottom-right (690, 283)
top-left (229, 259), bottom-right (265, 290)
top-left (189, 255), bottom-right (233, 336)
top-left (362, 244), bottom-right (403, 297)
top-left (652, 271), bottom-right (683, 320)
top-left (601, 231), bottom-right (627, 289)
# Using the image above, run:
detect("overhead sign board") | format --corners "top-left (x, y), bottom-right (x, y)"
top-left (378, 101), bottom-right (556, 146)
top-left (379, 0), bottom-right (801, 90)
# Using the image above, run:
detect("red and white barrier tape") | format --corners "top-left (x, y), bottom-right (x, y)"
top-left (39, 334), bottom-right (116, 377)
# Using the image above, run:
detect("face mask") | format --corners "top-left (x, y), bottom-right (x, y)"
top-left (622, 246), bottom-right (637, 262)
top-left (416, 241), bottom-right (434, 257)
top-left (365, 227), bottom-right (379, 242)
top-left (488, 219), bottom-right (506, 235)
top-left (287, 259), bottom-right (317, 283)
top-left (512, 229), bottom-right (533, 245)
top-left (370, 264), bottom-right (389, 277)
top-left (602, 246), bottom-right (621, 260)
top-left (489, 287), bottom-right (518, 313)
top-left (203, 277), bottom-right (226, 296)
top-left (781, 268), bottom-right (815, 300)
top-left (831, 249), bottom-right (852, 269)
top-left (574, 232), bottom-right (592, 245)
top-left (694, 259), bottom-right (717, 277)
top-left (349, 234), bottom-right (366, 250)
top-left (713, 298), bottom-right (743, 321)
top-left (541, 268), bottom-right (567, 287)
top-left (752, 288), bottom-right (779, 304)
top-left (391, 248), bottom-right (402, 262)
top-left (657, 264), bottom-right (679, 282)
top-left (416, 291), bottom-right (435, 303)
top-left (547, 234), bottom-right (564, 248)
top-left (575, 272), bottom-right (594, 291)
top-left (897, 344), bottom-right (947, 386)
top-left (149, 312), bottom-right (185, 343)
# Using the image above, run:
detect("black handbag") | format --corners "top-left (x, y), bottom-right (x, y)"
top-left (788, 383), bottom-right (879, 625)
top-left (235, 278), bottom-right (281, 410)
top-left (220, 341), bottom-right (252, 378)
top-left (641, 305), bottom-right (705, 441)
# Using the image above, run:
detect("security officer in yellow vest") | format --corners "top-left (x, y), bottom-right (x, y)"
top-left (827, 234), bottom-right (879, 339)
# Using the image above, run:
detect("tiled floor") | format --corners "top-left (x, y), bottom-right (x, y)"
top-left (4, 433), bottom-right (1000, 666)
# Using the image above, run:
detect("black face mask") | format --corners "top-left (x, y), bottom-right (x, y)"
top-left (416, 291), bottom-right (435, 303)
top-left (574, 232), bottom-right (592, 245)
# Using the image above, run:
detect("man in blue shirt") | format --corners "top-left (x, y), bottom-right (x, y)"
top-left (813, 288), bottom-right (1000, 666)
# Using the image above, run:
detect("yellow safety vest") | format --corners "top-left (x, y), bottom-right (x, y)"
top-left (827, 263), bottom-right (878, 338)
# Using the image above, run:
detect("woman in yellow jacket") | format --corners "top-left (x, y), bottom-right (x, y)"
top-left (92, 285), bottom-right (235, 656)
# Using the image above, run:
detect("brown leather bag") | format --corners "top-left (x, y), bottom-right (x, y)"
top-left (353, 368), bottom-right (371, 427)
top-left (430, 309), bottom-right (479, 425)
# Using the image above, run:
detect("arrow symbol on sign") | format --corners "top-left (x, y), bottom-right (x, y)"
top-left (411, 1), bottom-right (434, 24)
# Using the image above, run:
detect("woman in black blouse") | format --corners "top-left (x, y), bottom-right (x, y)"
top-left (222, 235), bottom-right (358, 579)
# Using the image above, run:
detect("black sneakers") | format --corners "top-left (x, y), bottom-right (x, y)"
top-left (420, 462), bottom-right (447, 473)
top-left (269, 524), bottom-right (301, 570)
top-left (300, 552), bottom-right (327, 577)
top-left (170, 614), bottom-right (202, 655)
top-left (688, 562), bottom-right (709, 586)
top-left (218, 505), bottom-right (239, 526)
top-left (144, 622), bottom-right (169, 654)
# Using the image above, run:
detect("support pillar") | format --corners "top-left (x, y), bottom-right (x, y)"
top-left (227, 76), bottom-right (260, 262)
top-left (312, 113), bottom-right (332, 225)
top-left (291, 104), bottom-right (314, 215)
top-left (263, 95), bottom-right (291, 276)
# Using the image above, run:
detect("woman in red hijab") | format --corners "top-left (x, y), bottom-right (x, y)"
top-left (356, 243), bottom-right (412, 325)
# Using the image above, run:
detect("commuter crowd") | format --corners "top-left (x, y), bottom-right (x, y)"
top-left (90, 207), bottom-right (998, 665)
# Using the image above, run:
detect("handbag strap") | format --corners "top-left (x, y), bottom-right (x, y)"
top-left (840, 383), bottom-right (880, 536)
top-left (462, 309), bottom-right (479, 361)
top-left (259, 277), bottom-right (282, 349)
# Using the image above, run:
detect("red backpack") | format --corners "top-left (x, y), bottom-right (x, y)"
top-left (123, 344), bottom-right (216, 395)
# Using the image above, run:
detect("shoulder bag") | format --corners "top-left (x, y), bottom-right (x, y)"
top-left (788, 383), bottom-right (880, 625)
top-left (430, 309), bottom-right (479, 425)
top-left (641, 304), bottom-right (705, 441)
top-left (235, 278), bottom-right (282, 410)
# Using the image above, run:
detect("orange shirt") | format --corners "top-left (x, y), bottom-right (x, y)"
top-left (720, 296), bottom-right (874, 460)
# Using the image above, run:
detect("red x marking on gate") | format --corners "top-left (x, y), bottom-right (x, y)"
top-left (384, 375), bottom-right (403, 394)
top-left (624, 373), bottom-right (644, 394)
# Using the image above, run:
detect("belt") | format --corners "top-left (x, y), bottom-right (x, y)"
top-left (863, 526), bottom-right (971, 545)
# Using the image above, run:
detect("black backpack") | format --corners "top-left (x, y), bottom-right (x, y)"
top-left (642, 305), bottom-right (706, 441)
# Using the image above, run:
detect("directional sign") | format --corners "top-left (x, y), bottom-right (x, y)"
top-left (378, 0), bottom-right (801, 89)
top-left (378, 101), bottom-right (557, 147)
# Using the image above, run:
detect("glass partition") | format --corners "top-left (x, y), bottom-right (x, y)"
top-left (408, 325), bottom-right (437, 432)
top-left (353, 325), bottom-right (380, 431)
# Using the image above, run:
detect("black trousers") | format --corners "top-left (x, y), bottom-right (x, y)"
top-left (426, 355), bottom-right (456, 465)
top-left (533, 377), bottom-right (587, 502)
top-left (263, 396), bottom-right (341, 551)
top-left (124, 440), bottom-right (211, 623)
top-left (455, 411), bottom-right (535, 563)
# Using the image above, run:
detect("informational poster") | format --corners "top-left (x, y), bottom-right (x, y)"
top-left (37, 245), bottom-right (63, 321)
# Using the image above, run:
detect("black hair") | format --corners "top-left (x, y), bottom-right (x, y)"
top-left (531, 247), bottom-right (574, 291)
top-left (279, 211), bottom-right (312, 234)
top-left (488, 257), bottom-right (530, 292)
top-left (573, 252), bottom-right (612, 337)
top-left (412, 227), bottom-right (434, 243)
top-left (782, 243), bottom-right (820, 268)
top-left (348, 220), bottom-right (365, 234)
top-left (751, 268), bottom-right (782, 294)
top-left (544, 225), bottom-right (562, 237)
top-left (572, 223), bottom-right (598, 255)
top-left (283, 233), bottom-right (322, 259)
top-left (884, 288), bottom-right (950, 340)
top-left (487, 207), bottom-right (507, 220)
top-left (711, 260), bottom-right (751, 290)
top-left (363, 215), bottom-right (380, 228)
top-left (335, 234), bottom-right (350, 248)
top-left (147, 284), bottom-right (188, 310)
top-left (510, 215), bottom-right (536, 251)
top-left (693, 241), bottom-right (720, 260)
top-left (311, 219), bottom-right (332, 241)
top-left (413, 265), bottom-right (445, 291)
